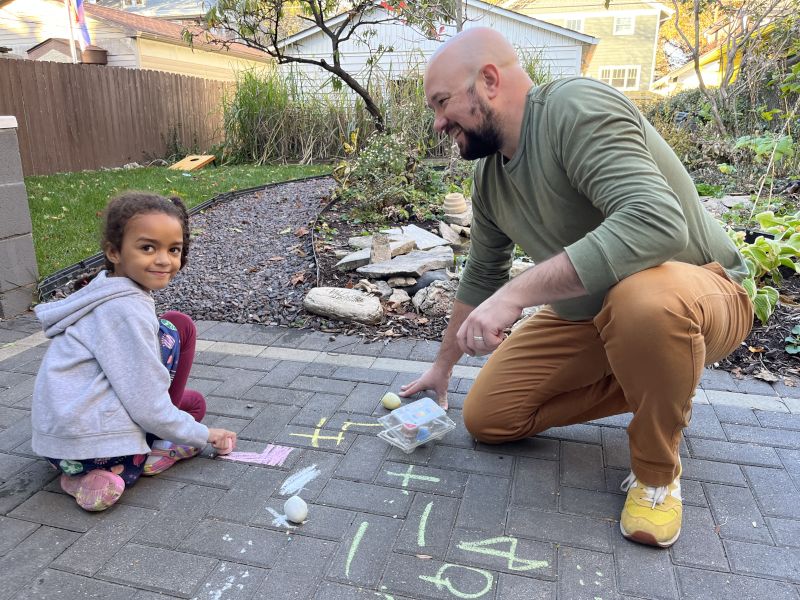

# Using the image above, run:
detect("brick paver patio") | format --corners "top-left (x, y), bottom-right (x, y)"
top-left (1, 315), bottom-right (798, 600)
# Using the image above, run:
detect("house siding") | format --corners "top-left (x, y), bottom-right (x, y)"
top-left (282, 5), bottom-right (588, 95)
top-left (508, 1), bottom-right (665, 92)
top-left (138, 38), bottom-right (272, 81)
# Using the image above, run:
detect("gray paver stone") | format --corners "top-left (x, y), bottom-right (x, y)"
top-left (682, 457), bottom-right (746, 486)
top-left (242, 385), bottom-right (313, 407)
top-left (160, 456), bottom-right (248, 488)
top-left (743, 465), bottom-right (800, 519)
top-left (506, 506), bottom-right (612, 553)
top-left (216, 354), bottom-right (279, 372)
top-left (497, 572), bottom-right (554, 600)
top-left (261, 361), bottom-right (308, 388)
top-left (97, 543), bottom-right (217, 597)
top-left (254, 535), bottom-right (336, 599)
top-left (116, 476), bottom-right (185, 510)
top-left (0, 451), bottom-right (32, 481)
top-left (713, 404), bottom-right (760, 426)
top-left (704, 482), bottom-right (772, 543)
top-left (725, 539), bottom-right (800, 583)
top-left (377, 461), bottom-right (467, 496)
top-left (611, 530), bottom-right (679, 599)
top-left (512, 457), bottom-right (558, 510)
top-left (239, 404), bottom-right (300, 441)
top-left (560, 442), bottom-right (605, 491)
top-left (0, 526), bottom-right (80, 600)
top-left (333, 435), bottom-right (389, 482)
top-left (724, 423), bottom-right (800, 449)
top-left (133, 484), bottom-right (225, 548)
top-left (378, 338), bottom-right (417, 359)
top-left (196, 561), bottom-right (268, 600)
top-left (207, 467), bottom-right (285, 524)
top-left (767, 516), bottom-right (800, 548)
top-left (429, 446), bottom-right (513, 476)
top-left (670, 505), bottom-right (729, 571)
top-left (688, 438), bottom-right (782, 467)
top-left (291, 375), bottom-right (356, 396)
top-left (317, 479), bottom-right (412, 517)
top-left (179, 520), bottom-right (287, 568)
top-left (556, 546), bottom-right (617, 600)
top-left (314, 582), bottom-right (412, 599)
top-left (755, 410), bottom-right (800, 430)
top-left (381, 552), bottom-right (498, 600)
top-left (339, 382), bottom-right (386, 414)
top-left (9, 490), bottom-right (104, 532)
top-left (559, 485), bottom-right (623, 520)
top-left (537, 423), bottom-right (602, 444)
top-left (700, 369), bottom-right (738, 392)
top-left (394, 493), bottom-right (459, 559)
top-left (15, 569), bottom-right (137, 600)
top-left (291, 393), bottom-right (347, 428)
top-left (676, 566), bottom-right (798, 600)
top-left (274, 423), bottom-right (356, 454)
top-left (0, 516), bottom-right (37, 557)
top-left (51, 504), bottom-right (156, 576)
top-left (332, 366), bottom-right (396, 385)
top-left (455, 474), bottom-right (510, 533)
top-left (0, 461), bottom-right (57, 514)
top-left (326, 514), bottom-right (402, 587)
top-left (685, 403), bottom-right (727, 439)
top-left (211, 369), bottom-right (268, 398)
top-left (275, 450), bottom-right (342, 501)
top-left (253, 501), bottom-right (355, 540)
top-left (446, 527), bottom-right (555, 578)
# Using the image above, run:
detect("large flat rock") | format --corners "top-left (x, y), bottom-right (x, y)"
top-left (380, 224), bottom-right (449, 250)
top-left (356, 246), bottom-right (454, 278)
top-left (303, 287), bottom-right (383, 324)
top-left (335, 239), bottom-right (417, 271)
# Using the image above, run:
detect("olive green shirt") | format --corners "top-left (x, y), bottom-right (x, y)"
top-left (457, 77), bottom-right (747, 321)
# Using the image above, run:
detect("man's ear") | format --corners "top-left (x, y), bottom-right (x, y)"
top-left (480, 64), bottom-right (501, 99)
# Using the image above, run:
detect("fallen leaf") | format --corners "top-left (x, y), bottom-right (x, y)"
top-left (344, 280), bottom-right (354, 288)
top-left (294, 226), bottom-right (310, 237)
top-left (290, 272), bottom-right (306, 286)
top-left (783, 377), bottom-right (796, 387)
top-left (279, 227), bottom-right (291, 234)
top-left (416, 554), bottom-right (433, 559)
top-left (730, 367), bottom-right (744, 379)
top-left (748, 346), bottom-right (765, 353)
top-left (754, 368), bottom-right (779, 382)
top-left (268, 256), bottom-right (284, 262)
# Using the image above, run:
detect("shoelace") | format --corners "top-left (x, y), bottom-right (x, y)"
top-left (620, 472), bottom-right (674, 509)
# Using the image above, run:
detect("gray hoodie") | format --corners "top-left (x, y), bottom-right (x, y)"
top-left (32, 271), bottom-right (208, 460)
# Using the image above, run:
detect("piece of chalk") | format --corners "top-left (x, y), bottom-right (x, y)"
top-left (284, 495), bottom-right (308, 523)
top-left (382, 392), bottom-right (402, 410)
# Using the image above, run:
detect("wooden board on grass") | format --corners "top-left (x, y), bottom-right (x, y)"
top-left (169, 155), bottom-right (215, 171)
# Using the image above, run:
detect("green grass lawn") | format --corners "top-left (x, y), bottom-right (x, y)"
top-left (26, 164), bottom-right (331, 278)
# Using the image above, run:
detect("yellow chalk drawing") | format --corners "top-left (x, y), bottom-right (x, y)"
top-left (419, 564), bottom-right (493, 599)
top-left (386, 464), bottom-right (440, 488)
top-left (289, 418), bottom-right (345, 447)
top-left (456, 537), bottom-right (549, 571)
top-left (418, 501), bottom-right (433, 547)
top-left (341, 420), bottom-right (383, 431)
top-left (345, 521), bottom-right (369, 578)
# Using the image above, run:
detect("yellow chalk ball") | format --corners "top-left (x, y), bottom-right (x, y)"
top-left (382, 392), bottom-right (402, 410)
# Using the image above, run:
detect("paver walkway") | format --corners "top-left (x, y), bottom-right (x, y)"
top-left (1, 315), bottom-right (799, 600)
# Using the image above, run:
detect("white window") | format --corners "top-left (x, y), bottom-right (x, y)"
top-left (599, 65), bottom-right (641, 90)
top-left (122, 0), bottom-right (145, 6)
top-left (565, 18), bottom-right (584, 33)
top-left (613, 16), bottom-right (635, 35)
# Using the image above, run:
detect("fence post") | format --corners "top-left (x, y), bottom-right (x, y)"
top-left (0, 116), bottom-right (39, 318)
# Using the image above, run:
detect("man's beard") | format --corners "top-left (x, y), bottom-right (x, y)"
top-left (456, 91), bottom-right (502, 160)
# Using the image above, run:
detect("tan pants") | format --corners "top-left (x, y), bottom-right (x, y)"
top-left (463, 262), bottom-right (753, 487)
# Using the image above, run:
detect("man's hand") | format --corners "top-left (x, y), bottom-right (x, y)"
top-left (400, 366), bottom-right (451, 409)
top-left (457, 293), bottom-right (520, 356)
top-left (208, 428), bottom-right (237, 455)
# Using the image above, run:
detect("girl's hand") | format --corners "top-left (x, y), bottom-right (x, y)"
top-left (208, 428), bottom-right (237, 455)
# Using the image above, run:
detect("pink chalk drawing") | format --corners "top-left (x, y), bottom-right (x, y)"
top-left (219, 444), bottom-right (294, 466)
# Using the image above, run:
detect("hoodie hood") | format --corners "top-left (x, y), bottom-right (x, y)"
top-left (34, 271), bottom-right (149, 338)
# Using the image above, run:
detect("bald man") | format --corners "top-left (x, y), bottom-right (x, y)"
top-left (400, 28), bottom-right (753, 548)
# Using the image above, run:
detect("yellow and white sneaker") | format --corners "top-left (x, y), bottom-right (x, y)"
top-left (619, 463), bottom-right (682, 548)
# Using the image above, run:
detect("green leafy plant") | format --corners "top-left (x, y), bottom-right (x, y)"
top-left (695, 182), bottom-right (724, 197)
top-left (785, 324), bottom-right (800, 354)
top-left (332, 132), bottom-right (445, 225)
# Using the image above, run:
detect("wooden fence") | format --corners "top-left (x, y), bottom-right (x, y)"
top-left (0, 60), bottom-right (229, 176)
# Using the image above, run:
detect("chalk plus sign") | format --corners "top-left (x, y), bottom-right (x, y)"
top-left (386, 464), bottom-right (440, 488)
top-left (289, 418), bottom-right (345, 447)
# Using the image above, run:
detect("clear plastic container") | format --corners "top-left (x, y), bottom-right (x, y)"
top-left (378, 397), bottom-right (456, 453)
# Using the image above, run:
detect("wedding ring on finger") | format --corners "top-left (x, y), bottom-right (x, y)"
top-left (473, 336), bottom-right (484, 342)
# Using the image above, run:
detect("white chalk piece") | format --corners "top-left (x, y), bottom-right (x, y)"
top-left (284, 495), bottom-right (308, 523)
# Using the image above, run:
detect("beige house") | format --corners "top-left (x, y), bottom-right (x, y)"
top-left (502, 1), bottom-right (673, 94)
top-left (0, 0), bottom-right (271, 81)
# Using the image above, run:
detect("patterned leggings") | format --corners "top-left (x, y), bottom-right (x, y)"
top-left (47, 311), bottom-right (205, 486)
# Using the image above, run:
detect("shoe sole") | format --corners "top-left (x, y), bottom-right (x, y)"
top-left (61, 471), bottom-right (124, 512)
top-left (620, 522), bottom-right (680, 548)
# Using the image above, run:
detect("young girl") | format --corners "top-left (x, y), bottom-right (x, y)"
top-left (32, 192), bottom-right (237, 512)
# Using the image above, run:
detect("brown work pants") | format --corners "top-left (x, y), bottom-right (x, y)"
top-left (462, 262), bottom-right (753, 487)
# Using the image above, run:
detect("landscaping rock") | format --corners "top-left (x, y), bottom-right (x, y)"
top-left (381, 224), bottom-right (449, 250)
top-left (388, 276), bottom-right (416, 288)
top-left (442, 205), bottom-right (472, 227)
top-left (406, 269), bottom-right (449, 295)
top-left (356, 246), bottom-right (454, 278)
top-left (438, 220), bottom-right (462, 245)
top-left (354, 279), bottom-right (392, 299)
top-left (303, 287), bottom-right (383, 324)
top-left (335, 239), bottom-right (417, 271)
top-left (347, 233), bottom-right (415, 250)
top-left (387, 288), bottom-right (411, 308)
top-left (412, 279), bottom-right (459, 317)
top-left (370, 233), bottom-right (392, 264)
top-left (510, 259), bottom-right (534, 278)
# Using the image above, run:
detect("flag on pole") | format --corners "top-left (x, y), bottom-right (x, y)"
top-left (67, 0), bottom-right (92, 51)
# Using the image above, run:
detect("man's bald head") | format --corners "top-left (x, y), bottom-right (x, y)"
top-left (427, 28), bottom-right (520, 82)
